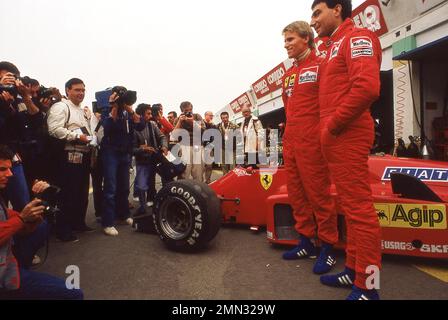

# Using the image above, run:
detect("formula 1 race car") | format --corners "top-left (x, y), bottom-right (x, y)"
top-left (151, 154), bottom-right (448, 259)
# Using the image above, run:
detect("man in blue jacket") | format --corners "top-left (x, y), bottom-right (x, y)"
top-left (100, 87), bottom-right (145, 236)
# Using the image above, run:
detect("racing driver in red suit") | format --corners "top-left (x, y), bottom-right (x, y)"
top-left (281, 21), bottom-right (338, 275)
top-left (311, 0), bottom-right (382, 300)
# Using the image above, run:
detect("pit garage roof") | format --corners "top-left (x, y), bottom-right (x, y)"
top-left (394, 36), bottom-right (448, 62)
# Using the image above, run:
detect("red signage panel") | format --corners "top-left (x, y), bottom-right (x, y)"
top-left (352, 0), bottom-right (388, 37)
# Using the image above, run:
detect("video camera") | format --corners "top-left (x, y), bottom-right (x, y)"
top-left (94, 86), bottom-right (137, 114)
top-left (112, 86), bottom-right (137, 107)
top-left (35, 185), bottom-right (61, 221)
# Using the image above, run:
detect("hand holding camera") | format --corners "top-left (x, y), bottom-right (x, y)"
top-left (19, 199), bottom-right (45, 223)
top-left (0, 72), bottom-right (16, 86)
top-left (140, 144), bottom-right (156, 154)
top-left (0, 91), bottom-right (15, 105)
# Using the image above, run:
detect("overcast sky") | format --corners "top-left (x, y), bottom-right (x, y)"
top-left (1, 0), bottom-right (363, 116)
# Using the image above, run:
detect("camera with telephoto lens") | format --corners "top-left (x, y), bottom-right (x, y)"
top-left (0, 75), bottom-right (30, 97)
top-left (37, 86), bottom-right (55, 99)
top-left (35, 185), bottom-right (61, 222)
top-left (112, 86), bottom-right (137, 107)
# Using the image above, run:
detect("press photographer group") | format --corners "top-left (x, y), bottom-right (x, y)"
top-left (0, 59), bottom-right (280, 300)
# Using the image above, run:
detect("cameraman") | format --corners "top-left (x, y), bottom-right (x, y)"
top-left (0, 145), bottom-right (83, 299)
top-left (174, 101), bottom-right (205, 182)
top-left (47, 78), bottom-right (94, 242)
top-left (101, 88), bottom-right (145, 236)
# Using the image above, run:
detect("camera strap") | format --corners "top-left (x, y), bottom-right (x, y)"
top-left (61, 102), bottom-right (71, 128)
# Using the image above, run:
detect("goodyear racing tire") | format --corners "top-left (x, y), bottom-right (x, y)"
top-left (153, 179), bottom-right (221, 252)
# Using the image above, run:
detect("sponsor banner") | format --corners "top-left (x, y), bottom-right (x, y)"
top-left (375, 203), bottom-right (447, 229)
top-left (229, 92), bottom-right (253, 114)
top-left (352, 0), bottom-right (388, 37)
top-left (382, 167), bottom-right (448, 182)
top-left (251, 62), bottom-right (288, 100)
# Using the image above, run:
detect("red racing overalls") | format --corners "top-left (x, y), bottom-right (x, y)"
top-left (282, 50), bottom-right (338, 245)
top-left (319, 19), bottom-right (382, 289)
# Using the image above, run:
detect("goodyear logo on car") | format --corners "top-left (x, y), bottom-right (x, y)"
top-left (382, 167), bottom-right (448, 182)
top-left (375, 203), bottom-right (447, 229)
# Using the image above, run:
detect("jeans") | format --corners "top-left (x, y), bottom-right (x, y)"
top-left (6, 162), bottom-right (30, 212)
top-left (0, 268), bottom-right (83, 300)
top-left (13, 221), bottom-right (49, 269)
top-left (102, 148), bottom-right (131, 227)
top-left (135, 162), bottom-right (156, 214)
top-left (91, 149), bottom-right (104, 218)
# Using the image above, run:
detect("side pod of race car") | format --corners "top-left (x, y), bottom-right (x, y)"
top-left (153, 154), bottom-right (448, 259)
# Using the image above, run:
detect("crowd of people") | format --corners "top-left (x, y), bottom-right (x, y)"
top-left (1, 0), bottom-right (382, 301)
top-left (0, 58), bottom-right (270, 298)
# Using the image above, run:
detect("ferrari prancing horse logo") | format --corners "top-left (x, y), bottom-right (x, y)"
top-left (260, 174), bottom-right (273, 190)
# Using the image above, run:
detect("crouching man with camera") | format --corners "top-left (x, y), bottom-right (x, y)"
top-left (0, 145), bottom-right (83, 299)
top-left (100, 87), bottom-right (144, 236)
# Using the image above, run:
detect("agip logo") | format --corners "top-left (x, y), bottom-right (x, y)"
top-left (375, 203), bottom-right (447, 229)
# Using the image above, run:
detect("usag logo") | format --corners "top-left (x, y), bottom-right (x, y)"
top-left (298, 66), bottom-right (319, 84)
top-left (382, 167), bottom-right (448, 182)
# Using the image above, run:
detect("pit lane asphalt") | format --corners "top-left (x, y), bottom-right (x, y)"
top-left (35, 173), bottom-right (448, 300)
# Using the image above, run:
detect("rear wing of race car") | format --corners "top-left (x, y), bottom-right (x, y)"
top-left (391, 173), bottom-right (443, 203)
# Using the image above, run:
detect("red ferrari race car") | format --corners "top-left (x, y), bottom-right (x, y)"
top-left (151, 154), bottom-right (448, 259)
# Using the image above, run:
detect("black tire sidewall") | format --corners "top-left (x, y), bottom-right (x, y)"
top-left (154, 180), bottom-right (221, 251)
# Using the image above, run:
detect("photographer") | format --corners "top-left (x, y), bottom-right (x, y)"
top-left (101, 87), bottom-right (144, 236)
top-left (217, 112), bottom-right (239, 175)
top-left (174, 101), bottom-right (205, 182)
top-left (133, 104), bottom-right (168, 215)
top-left (151, 104), bottom-right (174, 136)
top-left (0, 145), bottom-right (83, 299)
top-left (0, 62), bottom-right (44, 213)
top-left (167, 111), bottom-right (178, 151)
top-left (47, 78), bottom-right (94, 242)
top-left (203, 111), bottom-right (217, 184)
top-left (240, 104), bottom-right (265, 166)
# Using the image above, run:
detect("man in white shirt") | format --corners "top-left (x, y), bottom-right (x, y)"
top-left (47, 78), bottom-right (94, 242)
top-left (240, 105), bottom-right (265, 166)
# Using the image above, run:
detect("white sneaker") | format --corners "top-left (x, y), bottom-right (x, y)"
top-left (103, 227), bottom-right (119, 236)
top-left (32, 255), bottom-right (41, 265)
top-left (126, 218), bottom-right (133, 225)
top-left (146, 201), bottom-right (154, 207)
top-left (132, 196), bottom-right (139, 202)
